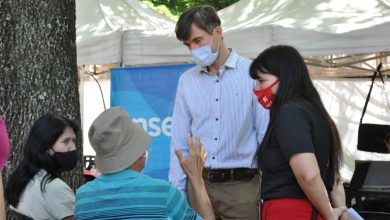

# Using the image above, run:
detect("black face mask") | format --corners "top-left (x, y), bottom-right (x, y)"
top-left (52, 150), bottom-right (78, 171)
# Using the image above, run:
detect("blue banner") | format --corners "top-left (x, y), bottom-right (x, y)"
top-left (111, 64), bottom-right (194, 180)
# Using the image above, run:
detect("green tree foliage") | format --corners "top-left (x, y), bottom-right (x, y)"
top-left (142, 0), bottom-right (239, 20)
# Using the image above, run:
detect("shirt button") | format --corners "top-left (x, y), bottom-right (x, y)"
top-left (214, 138), bottom-right (218, 141)
top-left (215, 98), bottom-right (219, 101)
top-left (216, 118), bottom-right (218, 121)
top-left (212, 157), bottom-right (215, 159)
top-left (216, 80), bottom-right (219, 83)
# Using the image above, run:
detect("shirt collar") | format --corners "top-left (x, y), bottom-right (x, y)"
top-left (196, 49), bottom-right (239, 74)
top-left (224, 49), bottom-right (238, 69)
top-left (98, 169), bottom-right (149, 180)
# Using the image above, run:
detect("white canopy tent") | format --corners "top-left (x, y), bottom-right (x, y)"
top-left (218, 0), bottom-right (390, 179)
top-left (218, 0), bottom-right (390, 76)
top-left (76, 0), bottom-right (190, 65)
top-left (77, 0), bottom-right (390, 71)
top-left (77, 0), bottom-right (390, 180)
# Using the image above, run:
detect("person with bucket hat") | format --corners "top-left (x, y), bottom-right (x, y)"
top-left (75, 107), bottom-right (214, 220)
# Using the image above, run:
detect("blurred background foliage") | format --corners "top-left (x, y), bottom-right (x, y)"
top-left (142, 0), bottom-right (239, 20)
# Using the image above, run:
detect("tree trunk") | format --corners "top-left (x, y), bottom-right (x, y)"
top-left (0, 0), bottom-right (82, 216)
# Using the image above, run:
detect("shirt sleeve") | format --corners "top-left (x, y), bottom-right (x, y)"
top-left (169, 76), bottom-right (192, 195)
top-left (43, 178), bottom-right (75, 220)
top-left (275, 105), bottom-right (314, 161)
top-left (166, 184), bottom-right (201, 220)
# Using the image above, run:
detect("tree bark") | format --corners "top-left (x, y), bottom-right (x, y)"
top-left (0, 0), bottom-right (82, 216)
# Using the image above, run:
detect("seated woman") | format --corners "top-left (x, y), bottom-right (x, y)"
top-left (5, 115), bottom-right (79, 220)
top-left (250, 45), bottom-right (347, 220)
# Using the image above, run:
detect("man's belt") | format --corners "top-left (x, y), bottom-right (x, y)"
top-left (202, 168), bottom-right (258, 183)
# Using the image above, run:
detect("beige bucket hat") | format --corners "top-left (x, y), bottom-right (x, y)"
top-left (88, 107), bottom-right (151, 174)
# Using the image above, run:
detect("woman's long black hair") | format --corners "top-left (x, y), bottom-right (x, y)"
top-left (250, 45), bottom-right (342, 183)
top-left (5, 114), bottom-right (79, 207)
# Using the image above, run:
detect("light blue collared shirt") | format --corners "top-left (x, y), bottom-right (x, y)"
top-left (169, 50), bottom-right (269, 194)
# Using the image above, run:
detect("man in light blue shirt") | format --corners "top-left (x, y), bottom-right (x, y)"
top-left (169, 5), bottom-right (269, 220)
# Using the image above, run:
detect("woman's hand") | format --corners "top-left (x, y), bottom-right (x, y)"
top-left (339, 211), bottom-right (347, 220)
top-left (329, 206), bottom-right (347, 220)
top-left (330, 180), bottom-right (347, 220)
top-left (175, 135), bottom-right (207, 182)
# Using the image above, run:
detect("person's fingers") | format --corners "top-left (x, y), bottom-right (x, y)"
top-left (201, 144), bottom-right (206, 160)
top-left (203, 150), bottom-right (207, 159)
top-left (333, 206), bottom-right (347, 218)
top-left (194, 137), bottom-right (201, 155)
top-left (198, 141), bottom-right (206, 161)
top-left (175, 148), bottom-right (184, 164)
top-left (339, 206), bottom-right (347, 212)
top-left (187, 134), bottom-right (194, 155)
top-left (203, 151), bottom-right (207, 161)
top-left (340, 212), bottom-right (347, 220)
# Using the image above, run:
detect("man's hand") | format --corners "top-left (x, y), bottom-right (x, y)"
top-left (175, 135), bottom-right (207, 181)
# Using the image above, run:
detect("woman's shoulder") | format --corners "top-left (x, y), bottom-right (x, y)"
top-left (36, 170), bottom-right (72, 193)
top-left (277, 99), bottom-right (327, 132)
top-left (282, 97), bottom-right (311, 108)
top-left (41, 175), bottom-right (75, 205)
top-left (275, 99), bottom-right (317, 126)
top-left (45, 177), bottom-right (71, 192)
top-left (279, 98), bottom-right (310, 115)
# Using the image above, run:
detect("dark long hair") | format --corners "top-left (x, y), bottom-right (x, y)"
top-left (250, 45), bottom-right (342, 183)
top-left (5, 114), bottom-right (79, 207)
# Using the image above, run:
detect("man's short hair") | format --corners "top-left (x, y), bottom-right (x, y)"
top-left (175, 5), bottom-right (221, 42)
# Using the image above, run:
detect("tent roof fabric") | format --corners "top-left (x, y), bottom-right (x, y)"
top-left (219, 0), bottom-right (390, 33)
top-left (76, 0), bottom-right (175, 42)
top-left (77, 0), bottom-right (390, 66)
top-left (218, 0), bottom-right (390, 57)
top-left (76, 0), bottom-right (178, 65)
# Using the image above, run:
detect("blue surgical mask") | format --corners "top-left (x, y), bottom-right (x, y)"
top-left (191, 33), bottom-right (219, 66)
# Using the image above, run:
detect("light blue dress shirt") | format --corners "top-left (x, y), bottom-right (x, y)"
top-left (169, 50), bottom-right (269, 193)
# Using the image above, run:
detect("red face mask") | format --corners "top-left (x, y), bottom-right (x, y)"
top-left (253, 80), bottom-right (279, 109)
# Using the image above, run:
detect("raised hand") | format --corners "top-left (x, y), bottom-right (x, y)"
top-left (175, 135), bottom-right (207, 181)
top-left (174, 135), bottom-right (215, 220)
